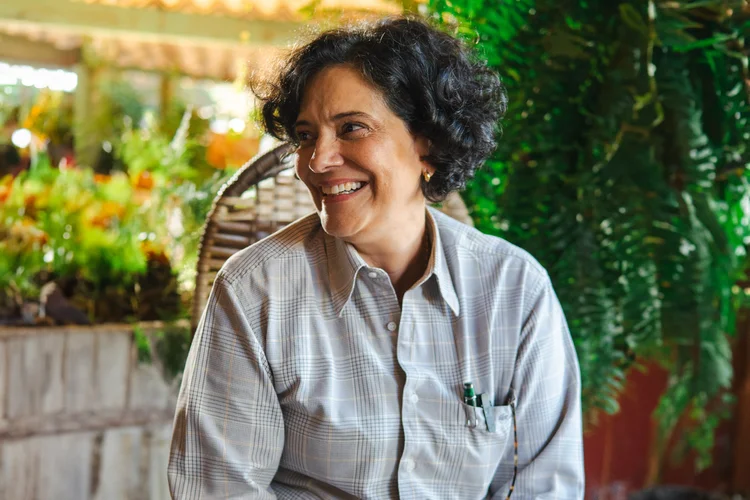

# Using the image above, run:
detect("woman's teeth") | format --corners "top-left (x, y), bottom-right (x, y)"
top-left (321, 182), bottom-right (363, 196)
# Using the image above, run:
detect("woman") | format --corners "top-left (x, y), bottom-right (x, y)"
top-left (169, 17), bottom-right (584, 499)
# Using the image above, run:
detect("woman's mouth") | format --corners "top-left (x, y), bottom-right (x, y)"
top-left (321, 181), bottom-right (366, 198)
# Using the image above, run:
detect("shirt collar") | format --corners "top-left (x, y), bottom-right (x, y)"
top-left (426, 208), bottom-right (460, 317)
top-left (326, 233), bottom-right (367, 317)
top-left (325, 208), bottom-right (460, 318)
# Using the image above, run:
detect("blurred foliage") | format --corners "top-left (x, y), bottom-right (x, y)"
top-left (22, 90), bottom-right (74, 146)
top-left (429, 0), bottom-right (749, 474)
top-left (0, 100), bottom-right (17, 135)
top-left (0, 108), bottom-right (236, 324)
top-left (117, 113), bottom-right (235, 289)
top-left (73, 72), bottom-right (148, 168)
top-left (0, 154), bottom-right (175, 322)
top-left (133, 322), bottom-right (193, 381)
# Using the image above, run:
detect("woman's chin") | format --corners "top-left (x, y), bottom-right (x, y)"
top-left (321, 217), bottom-right (357, 240)
top-left (319, 214), bottom-right (361, 240)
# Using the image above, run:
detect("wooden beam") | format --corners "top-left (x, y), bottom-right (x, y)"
top-left (0, 35), bottom-right (247, 82)
top-left (0, 33), bottom-right (80, 67)
top-left (73, 52), bottom-right (101, 169)
top-left (158, 73), bottom-right (175, 132)
top-left (95, 61), bottom-right (234, 83)
top-left (0, 0), bottom-right (302, 48)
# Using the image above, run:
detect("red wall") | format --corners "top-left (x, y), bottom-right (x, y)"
top-left (583, 343), bottom-right (747, 499)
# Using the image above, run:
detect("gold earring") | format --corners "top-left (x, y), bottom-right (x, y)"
top-left (423, 171), bottom-right (432, 183)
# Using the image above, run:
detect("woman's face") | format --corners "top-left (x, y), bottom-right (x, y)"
top-left (294, 64), bottom-right (431, 247)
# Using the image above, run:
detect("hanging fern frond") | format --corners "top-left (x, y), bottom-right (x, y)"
top-left (429, 0), bottom-right (750, 473)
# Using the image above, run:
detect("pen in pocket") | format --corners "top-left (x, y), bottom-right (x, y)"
top-left (463, 382), bottom-right (478, 427)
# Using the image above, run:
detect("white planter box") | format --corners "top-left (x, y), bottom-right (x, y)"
top-left (0, 323), bottom-right (181, 500)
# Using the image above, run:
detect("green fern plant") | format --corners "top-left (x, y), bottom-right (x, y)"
top-left (428, 0), bottom-right (749, 475)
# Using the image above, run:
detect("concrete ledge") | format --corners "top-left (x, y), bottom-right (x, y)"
top-left (0, 322), bottom-right (181, 500)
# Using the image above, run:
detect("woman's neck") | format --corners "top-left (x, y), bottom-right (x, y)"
top-left (350, 211), bottom-right (432, 305)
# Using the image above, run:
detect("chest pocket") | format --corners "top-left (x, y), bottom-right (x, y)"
top-left (454, 401), bottom-right (514, 495)
top-left (461, 401), bottom-right (513, 434)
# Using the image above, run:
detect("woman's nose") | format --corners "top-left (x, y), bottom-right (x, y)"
top-left (308, 136), bottom-right (344, 173)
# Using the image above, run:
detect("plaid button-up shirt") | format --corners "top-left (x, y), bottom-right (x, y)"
top-left (168, 207), bottom-right (584, 499)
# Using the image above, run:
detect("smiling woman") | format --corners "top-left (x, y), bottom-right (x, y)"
top-left (291, 65), bottom-right (435, 296)
top-left (169, 17), bottom-right (584, 500)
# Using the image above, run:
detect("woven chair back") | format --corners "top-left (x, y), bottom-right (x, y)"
top-left (192, 142), bottom-right (474, 331)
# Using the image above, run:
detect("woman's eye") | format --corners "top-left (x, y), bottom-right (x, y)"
top-left (341, 123), bottom-right (366, 135)
top-left (296, 131), bottom-right (314, 144)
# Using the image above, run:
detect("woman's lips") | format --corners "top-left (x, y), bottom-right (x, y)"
top-left (321, 182), bottom-right (367, 203)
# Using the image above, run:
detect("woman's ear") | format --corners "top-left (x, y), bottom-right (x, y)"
top-left (415, 136), bottom-right (431, 161)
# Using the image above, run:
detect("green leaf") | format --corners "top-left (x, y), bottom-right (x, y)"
top-left (619, 4), bottom-right (648, 35)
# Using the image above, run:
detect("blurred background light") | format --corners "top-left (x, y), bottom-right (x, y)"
top-left (0, 62), bottom-right (78, 92)
top-left (11, 128), bottom-right (32, 149)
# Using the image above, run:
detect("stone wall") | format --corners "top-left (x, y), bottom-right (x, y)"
top-left (0, 323), bottom-right (180, 500)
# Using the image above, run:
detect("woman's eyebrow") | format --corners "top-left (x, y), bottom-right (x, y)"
top-left (331, 111), bottom-right (373, 121)
top-left (294, 111), bottom-right (374, 128)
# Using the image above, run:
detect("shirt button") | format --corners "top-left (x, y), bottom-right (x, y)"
top-left (386, 321), bottom-right (397, 332)
top-left (368, 271), bottom-right (378, 279)
top-left (403, 458), bottom-right (415, 472)
top-left (409, 392), bottom-right (419, 404)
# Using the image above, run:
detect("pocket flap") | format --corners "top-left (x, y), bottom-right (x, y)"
top-left (460, 401), bottom-right (512, 434)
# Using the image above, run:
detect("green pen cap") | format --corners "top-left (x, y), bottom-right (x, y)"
top-left (463, 382), bottom-right (476, 397)
top-left (463, 382), bottom-right (477, 407)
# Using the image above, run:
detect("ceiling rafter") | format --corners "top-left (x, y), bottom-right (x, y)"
top-left (0, 33), bottom-right (80, 67)
top-left (0, 0), bottom-right (301, 48)
top-left (0, 0), bottom-right (405, 80)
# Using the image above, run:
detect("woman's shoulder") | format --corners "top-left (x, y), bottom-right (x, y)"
top-left (431, 208), bottom-right (548, 280)
top-left (216, 212), bottom-right (323, 285)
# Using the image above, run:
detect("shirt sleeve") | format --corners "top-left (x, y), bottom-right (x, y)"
top-left (168, 275), bottom-right (284, 499)
top-left (491, 273), bottom-right (585, 499)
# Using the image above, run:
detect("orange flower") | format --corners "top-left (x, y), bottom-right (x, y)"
top-left (102, 201), bottom-right (126, 218)
top-left (206, 132), bottom-right (260, 169)
top-left (87, 201), bottom-right (126, 228)
top-left (0, 180), bottom-right (12, 204)
top-left (23, 193), bottom-right (37, 209)
top-left (140, 240), bottom-right (170, 266)
top-left (134, 171), bottom-right (154, 190)
top-left (94, 174), bottom-right (111, 184)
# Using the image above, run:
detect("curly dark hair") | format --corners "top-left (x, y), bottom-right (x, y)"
top-left (255, 17), bottom-right (507, 202)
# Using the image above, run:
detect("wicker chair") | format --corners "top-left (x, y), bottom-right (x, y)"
top-left (192, 142), bottom-right (474, 331)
